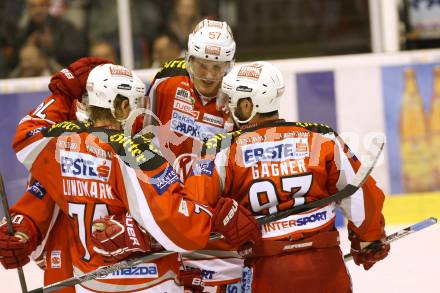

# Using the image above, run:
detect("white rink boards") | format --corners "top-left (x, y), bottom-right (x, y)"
top-left (0, 223), bottom-right (439, 293)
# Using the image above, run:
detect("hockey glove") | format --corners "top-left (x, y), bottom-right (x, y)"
top-left (91, 213), bottom-right (162, 262)
top-left (349, 230), bottom-right (390, 270)
top-left (177, 267), bottom-right (204, 293)
top-left (48, 57), bottom-right (112, 101)
top-left (0, 214), bottom-right (39, 269)
top-left (211, 197), bottom-right (261, 247)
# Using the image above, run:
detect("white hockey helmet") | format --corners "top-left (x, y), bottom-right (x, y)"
top-left (221, 61), bottom-right (285, 124)
top-left (187, 19), bottom-right (236, 62)
top-left (86, 64), bottom-right (146, 121)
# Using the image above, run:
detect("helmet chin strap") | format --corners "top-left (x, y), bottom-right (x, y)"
top-left (109, 104), bottom-right (137, 132)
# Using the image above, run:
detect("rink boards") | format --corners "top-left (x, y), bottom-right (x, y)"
top-left (1, 49), bottom-right (440, 219)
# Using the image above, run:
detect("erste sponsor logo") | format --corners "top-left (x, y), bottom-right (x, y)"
top-left (241, 138), bottom-right (309, 167)
top-left (60, 150), bottom-right (112, 182)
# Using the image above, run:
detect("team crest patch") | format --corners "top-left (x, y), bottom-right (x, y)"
top-left (27, 179), bottom-right (46, 199)
top-left (150, 166), bottom-right (180, 195)
top-left (25, 126), bottom-right (47, 138)
top-left (191, 160), bottom-right (215, 176)
top-left (50, 251), bottom-right (62, 269)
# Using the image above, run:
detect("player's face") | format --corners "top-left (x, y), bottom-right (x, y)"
top-left (190, 57), bottom-right (229, 97)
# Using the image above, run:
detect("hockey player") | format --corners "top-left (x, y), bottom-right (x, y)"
top-left (0, 57), bottom-right (111, 293)
top-left (147, 18), bottom-right (235, 171)
top-left (195, 61), bottom-right (390, 292)
top-left (0, 62), bottom-right (260, 292)
top-left (147, 18), bottom-right (244, 290)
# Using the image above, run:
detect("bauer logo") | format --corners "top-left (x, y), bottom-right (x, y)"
top-left (117, 83), bottom-right (132, 90)
top-left (98, 263), bottom-right (158, 279)
top-left (241, 138), bottom-right (309, 167)
top-left (150, 166), bottom-right (179, 195)
top-left (60, 150), bottom-right (112, 182)
top-left (236, 85), bottom-right (253, 92)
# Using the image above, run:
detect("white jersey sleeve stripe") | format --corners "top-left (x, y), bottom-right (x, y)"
top-left (146, 76), bottom-right (169, 125)
top-left (214, 148), bottom-right (229, 193)
top-left (117, 157), bottom-right (186, 252)
top-left (16, 138), bottom-right (51, 170)
top-left (31, 205), bottom-right (60, 260)
top-left (334, 139), bottom-right (366, 228)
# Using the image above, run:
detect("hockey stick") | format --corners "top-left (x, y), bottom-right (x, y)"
top-left (28, 251), bottom-right (174, 293)
top-left (0, 173), bottom-right (29, 293)
top-left (344, 217), bottom-right (438, 261)
top-left (209, 136), bottom-right (385, 243)
top-left (33, 216), bottom-right (437, 292)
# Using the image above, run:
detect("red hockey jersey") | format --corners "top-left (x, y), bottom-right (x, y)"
top-left (197, 120), bottom-right (386, 245)
top-left (11, 93), bottom-right (215, 292)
